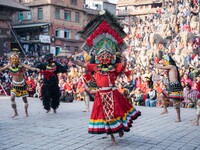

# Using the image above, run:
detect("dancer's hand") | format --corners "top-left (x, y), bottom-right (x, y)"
top-left (154, 64), bottom-right (161, 68)
top-left (36, 68), bottom-right (40, 72)
top-left (66, 53), bottom-right (74, 61)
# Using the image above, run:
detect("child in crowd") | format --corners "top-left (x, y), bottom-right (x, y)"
top-left (145, 87), bottom-right (157, 107)
top-left (133, 88), bottom-right (144, 106)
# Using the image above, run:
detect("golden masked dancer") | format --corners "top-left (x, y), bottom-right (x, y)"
top-left (0, 51), bottom-right (40, 118)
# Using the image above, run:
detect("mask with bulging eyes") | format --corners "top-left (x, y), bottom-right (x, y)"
top-left (97, 52), bottom-right (114, 65)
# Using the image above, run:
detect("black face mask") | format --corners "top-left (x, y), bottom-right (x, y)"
top-left (44, 53), bottom-right (53, 63)
top-left (48, 58), bottom-right (53, 63)
top-left (45, 56), bottom-right (53, 63)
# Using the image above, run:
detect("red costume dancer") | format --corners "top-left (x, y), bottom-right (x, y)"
top-left (70, 10), bottom-right (141, 144)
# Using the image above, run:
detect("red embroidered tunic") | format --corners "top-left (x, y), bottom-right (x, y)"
top-left (87, 63), bottom-right (124, 87)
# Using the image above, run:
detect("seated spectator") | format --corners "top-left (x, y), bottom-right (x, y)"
top-left (68, 67), bottom-right (79, 79)
top-left (64, 78), bottom-right (73, 94)
top-left (123, 75), bottom-right (135, 93)
top-left (145, 87), bottom-right (157, 107)
top-left (181, 73), bottom-right (193, 88)
top-left (58, 78), bottom-right (65, 97)
top-left (133, 88), bottom-right (144, 106)
top-left (62, 78), bottom-right (74, 102)
top-left (183, 83), bottom-right (199, 108)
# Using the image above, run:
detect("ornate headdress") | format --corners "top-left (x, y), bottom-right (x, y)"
top-left (162, 54), bottom-right (171, 66)
top-left (162, 55), bottom-right (170, 62)
top-left (78, 10), bottom-right (127, 64)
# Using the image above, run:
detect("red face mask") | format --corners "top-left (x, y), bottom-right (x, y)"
top-left (97, 52), bottom-right (114, 65)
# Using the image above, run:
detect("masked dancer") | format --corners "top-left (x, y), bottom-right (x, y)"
top-left (0, 50), bottom-right (40, 118)
top-left (36, 53), bottom-right (67, 113)
top-left (69, 10), bottom-right (141, 144)
top-left (154, 55), bottom-right (184, 122)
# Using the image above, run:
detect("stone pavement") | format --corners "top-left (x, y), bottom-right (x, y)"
top-left (0, 96), bottom-right (199, 150)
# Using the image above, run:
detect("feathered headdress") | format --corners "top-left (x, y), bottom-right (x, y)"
top-left (162, 55), bottom-right (170, 61)
top-left (11, 48), bottom-right (20, 55)
top-left (10, 48), bottom-right (20, 59)
top-left (78, 10), bottom-right (127, 61)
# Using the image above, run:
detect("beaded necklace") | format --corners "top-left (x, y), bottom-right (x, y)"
top-left (96, 64), bottom-right (115, 74)
top-left (9, 65), bottom-right (23, 76)
top-left (46, 62), bottom-right (57, 72)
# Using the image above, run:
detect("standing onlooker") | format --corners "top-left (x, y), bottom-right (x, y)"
top-left (191, 81), bottom-right (200, 126)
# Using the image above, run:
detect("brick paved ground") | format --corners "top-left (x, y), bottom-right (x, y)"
top-left (0, 96), bottom-right (199, 150)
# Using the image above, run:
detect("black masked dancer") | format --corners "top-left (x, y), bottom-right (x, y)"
top-left (0, 50), bottom-right (40, 118)
top-left (69, 10), bottom-right (141, 144)
top-left (37, 53), bottom-right (67, 113)
top-left (154, 55), bottom-right (184, 122)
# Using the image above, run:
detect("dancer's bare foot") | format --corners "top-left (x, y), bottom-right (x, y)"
top-left (53, 109), bottom-right (56, 114)
top-left (82, 109), bottom-right (89, 112)
top-left (111, 134), bottom-right (117, 145)
top-left (191, 121), bottom-right (199, 126)
top-left (119, 130), bottom-right (124, 137)
top-left (175, 119), bottom-right (181, 122)
top-left (160, 111), bottom-right (168, 115)
top-left (46, 109), bottom-right (51, 113)
top-left (190, 118), bottom-right (196, 122)
top-left (11, 113), bottom-right (18, 118)
top-left (25, 112), bottom-right (29, 117)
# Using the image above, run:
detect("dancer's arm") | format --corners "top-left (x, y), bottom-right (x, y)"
top-left (21, 63), bottom-right (40, 72)
top-left (68, 55), bottom-right (86, 68)
top-left (154, 64), bottom-right (173, 70)
top-left (121, 53), bottom-right (128, 68)
top-left (122, 58), bottom-right (127, 68)
top-left (0, 64), bottom-right (10, 71)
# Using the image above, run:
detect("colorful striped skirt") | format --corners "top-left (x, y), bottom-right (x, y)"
top-left (11, 80), bottom-right (28, 97)
top-left (88, 87), bottom-right (141, 134)
top-left (162, 81), bottom-right (184, 101)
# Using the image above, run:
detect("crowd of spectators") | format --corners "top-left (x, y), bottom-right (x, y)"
top-left (0, 0), bottom-right (200, 109)
top-left (120, 0), bottom-right (200, 108)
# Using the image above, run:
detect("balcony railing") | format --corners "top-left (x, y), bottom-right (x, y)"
top-left (117, 8), bottom-right (157, 15)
